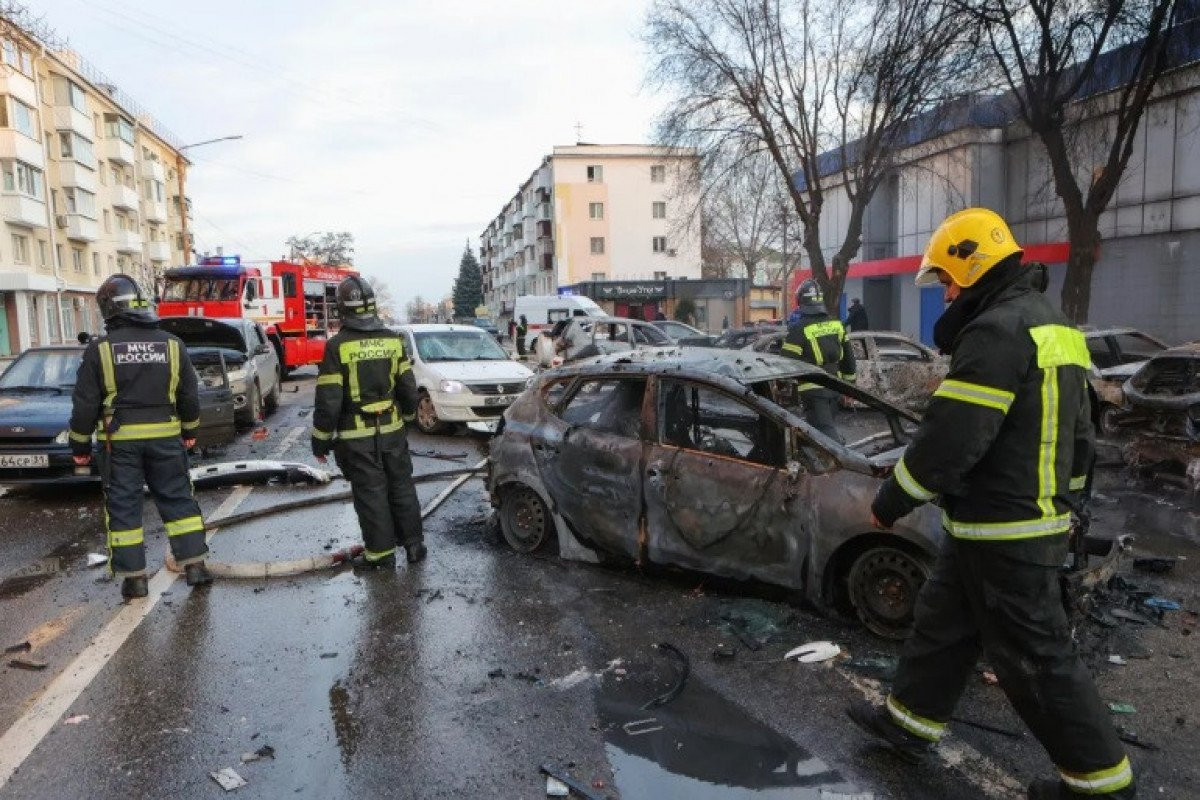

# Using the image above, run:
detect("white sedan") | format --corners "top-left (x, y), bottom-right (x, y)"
top-left (394, 324), bottom-right (534, 434)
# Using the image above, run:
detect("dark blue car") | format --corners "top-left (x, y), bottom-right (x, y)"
top-left (0, 345), bottom-right (236, 485)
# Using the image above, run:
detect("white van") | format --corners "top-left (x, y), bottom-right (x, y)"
top-left (513, 295), bottom-right (606, 350)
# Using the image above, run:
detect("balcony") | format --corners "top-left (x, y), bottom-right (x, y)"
top-left (3, 194), bottom-right (46, 228)
top-left (0, 70), bottom-right (37, 107)
top-left (144, 200), bottom-right (168, 223)
top-left (0, 130), bottom-right (45, 166)
top-left (59, 213), bottom-right (98, 242)
top-left (57, 161), bottom-right (98, 193)
top-left (541, 253), bottom-right (554, 271)
top-left (144, 160), bottom-right (166, 182)
top-left (146, 240), bottom-right (171, 261)
top-left (102, 138), bottom-right (135, 166)
top-left (108, 183), bottom-right (139, 211)
top-left (537, 202), bottom-right (551, 220)
top-left (113, 229), bottom-right (143, 253)
top-left (536, 220), bottom-right (552, 239)
top-left (53, 106), bottom-right (93, 139)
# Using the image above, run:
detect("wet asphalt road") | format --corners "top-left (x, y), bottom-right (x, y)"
top-left (1, 374), bottom-right (1199, 798)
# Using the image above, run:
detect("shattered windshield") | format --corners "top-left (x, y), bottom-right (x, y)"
top-left (414, 329), bottom-right (508, 362)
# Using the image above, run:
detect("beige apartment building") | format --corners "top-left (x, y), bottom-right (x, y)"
top-left (0, 20), bottom-right (193, 358)
top-left (479, 144), bottom-right (702, 320)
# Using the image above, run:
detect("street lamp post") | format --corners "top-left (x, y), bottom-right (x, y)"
top-left (175, 135), bottom-right (243, 263)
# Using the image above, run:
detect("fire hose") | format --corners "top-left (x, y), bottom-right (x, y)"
top-left (164, 460), bottom-right (486, 579)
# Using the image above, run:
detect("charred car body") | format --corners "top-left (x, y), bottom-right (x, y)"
top-left (1120, 344), bottom-right (1200, 487)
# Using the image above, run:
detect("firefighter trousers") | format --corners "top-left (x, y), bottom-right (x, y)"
top-left (100, 437), bottom-right (207, 578)
top-left (886, 537), bottom-right (1132, 796)
top-left (801, 389), bottom-right (843, 444)
top-left (334, 431), bottom-right (422, 561)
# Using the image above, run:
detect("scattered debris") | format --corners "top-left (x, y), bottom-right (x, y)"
top-left (251, 427), bottom-right (269, 441)
top-left (712, 642), bottom-right (737, 661)
top-left (1108, 703), bottom-right (1137, 715)
top-left (239, 745), bottom-right (275, 763)
top-left (189, 460), bottom-right (331, 490)
top-left (8, 657), bottom-right (47, 671)
top-left (785, 641), bottom-right (841, 664)
top-left (488, 668), bottom-right (506, 679)
top-left (1133, 557), bottom-right (1177, 574)
top-left (1116, 726), bottom-right (1160, 751)
top-left (981, 670), bottom-right (999, 685)
top-left (63, 714), bottom-right (89, 725)
top-left (545, 775), bottom-right (570, 797)
top-left (412, 449), bottom-right (467, 462)
top-left (844, 654), bottom-right (899, 681)
top-left (1110, 609), bottom-right (1154, 625)
top-left (639, 643), bottom-right (689, 711)
top-left (425, 589), bottom-right (445, 604)
top-left (622, 718), bottom-right (664, 736)
top-left (209, 767), bottom-right (248, 792)
top-left (538, 765), bottom-right (605, 800)
top-left (319, 652), bottom-right (338, 660)
top-left (3, 641), bottom-right (31, 654)
top-left (1108, 655), bottom-right (1128, 666)
top-left (86, 553), bottom-right (108, 568)
top-left (1144, 597), bottom-right (1181, 612)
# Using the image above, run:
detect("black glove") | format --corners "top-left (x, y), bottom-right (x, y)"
top-left (312, 436), bottom-right (332, 459)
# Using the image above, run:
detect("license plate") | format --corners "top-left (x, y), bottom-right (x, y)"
top-left (0, 454), bottom-right (49, 469)
top-left (483, 395), bottom-right (516, 407)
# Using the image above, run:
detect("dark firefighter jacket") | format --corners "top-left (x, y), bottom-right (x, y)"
top-left (872, 263), bottom-right (1093, 543)
top-left (69, 321), bottom-right (200, 455)
top-left (312, 327), bottom-right (418, 456)
top-left (781, 310), bottom-right (856, 382)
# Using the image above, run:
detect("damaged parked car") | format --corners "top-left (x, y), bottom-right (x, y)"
top-left (1120, 344), bottom-right (1200, 488)
top-left (1082, 327), bottom-right (1169, 436)
top-left (750, 330), bottom-right (948, 410)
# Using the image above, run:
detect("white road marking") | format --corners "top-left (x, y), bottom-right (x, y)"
top-left (0, 424), bottom-right (305, 789)
top-left (839, 670), bottom-right (1025, 798)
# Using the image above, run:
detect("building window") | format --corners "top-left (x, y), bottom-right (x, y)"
top-left (92, 252), bottom-right (101, 275)
top-left (652, 236), bottom-right (668, 253)
top-left (654, 271), bottom-right (668, 280)
top-left (36, 240), bottom-right (47, 268)
top-left (589, 202), bottom-right (604, 220)
top-left (97, 159), bottom-right (106, 184)
top-left (58, 132), bottom-right (97, 169)
top-left (60, 298), bottom-right (76, 340)
top-left (652, 201), bottom-right (666, 219)
top-left (587, 165), bottom-right (603, 183)
top-left (103, 209), bottom-right (111, 233)
top-left (11, 234), bottom-right (28, 264)
top-left (27, 296), bottom-right (39, 346)
top-left (591, 272), bottom-right (606, 281)
top-left (46, 297), bottom-right (60, 343)
top-left (9, 98), bottom-right (36, 139)
top-left (2, 39), bottom-right (33, 77)
top-left (3, 160), bottom-right (45, 199)
top-left (650, 165), bottom-right (666, 183)
top-left (72, 248), bottom-right (84, 273)
top-left (104, 114), bottom-right (135, 145)
top-left (107, 255), bottom-right (115, 274)
top-left (590, 236), bottom-right (605, 255)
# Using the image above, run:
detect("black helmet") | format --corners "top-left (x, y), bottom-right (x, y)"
top-left (97, 274), bottom-right (157, 323)
top-left (335, 275), bottom-right (380, 331)
top-left (795, 279), bottom-right (824, 310)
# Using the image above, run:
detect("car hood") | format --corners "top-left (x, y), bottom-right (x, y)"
top-left (420, 359), bottom-right (533, 383)
top-left (0, 392), bottom-right (71, 438)
top-left (159, 317), bottom-right (246, 353)
top-left (1098, 361), bottom-right (1145, 380)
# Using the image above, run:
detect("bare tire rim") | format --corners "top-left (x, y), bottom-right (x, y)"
top-left (501, 487), bottom-right (549, 553)
top-left (417, 396), bottom-right (438, 431)
top-left (849, 547), bottom-right (929, 639)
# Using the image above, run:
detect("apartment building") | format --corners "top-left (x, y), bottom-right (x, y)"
top-left (479, 144), bottom-right (702, 321)
top-left (0, 20), bottom-right (193, 358)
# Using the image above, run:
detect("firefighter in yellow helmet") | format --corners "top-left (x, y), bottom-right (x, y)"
top-left (847, 208), bottom-right (1134, 799)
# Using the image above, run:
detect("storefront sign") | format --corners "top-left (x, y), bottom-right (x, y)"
top-left (595, 282), bottom-right (668, 300)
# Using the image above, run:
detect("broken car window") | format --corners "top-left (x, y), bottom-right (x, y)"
top-left (560, 378), bottom-right (647, 438)
top-left (658, 379), bottom-right (785, 467)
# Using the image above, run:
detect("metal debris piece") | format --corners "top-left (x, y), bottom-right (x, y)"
top-left (9, 657), bottom-right (47, 671)
top-left (546, 775), bottom-right (570, 797)
top-left (639, 642), bottom-right (690, 711)
top-left (1108, 655), bottom-right (1128, 666)
top-left (86, 553), bottom-right (108, 568)
top-left (1108, 703), bottom-right (1137, 715)
top-left (785, 641), bottom-right (841, 664)
top-left (189, 460), bottom-right (331, 490)
top-left (1144, 597), bottom-right (1181, 612)
top-left (63, 714), bottom-right (89, 725)
top-left (622, 718), bottom-right (664, 736)
top-left (538, 765), bottom-right (605, 800)
top-left (319, 652), bottom-right (338, 660)
top-left (1133, 557), bottom-right (1177, 574)
top-left (1110, 609), bottom-right (1153, 625)
top-left (239, 745), bottom-right (275, 763)
top-left (209, 768), bottom-right (248, 791)
top-left (1116, 726), bottom-right (1160, 751)
top-left (3, 641), bottom-right (31, 654)
top-left (845, 654), bottom-right (899, 680)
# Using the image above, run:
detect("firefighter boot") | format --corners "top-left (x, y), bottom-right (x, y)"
top-left (351, 552), bottom-right (396, 571)
top-left (185, 562), bottom-right (214, 587)
top-left (847, 701), bottom-right (932, 763)
top-left (1027, 779), bottom-right (1136, 800)
top-left (406, 542), bottom-right (427, 564)
top-left (121, 576), bottom-right (149, 599)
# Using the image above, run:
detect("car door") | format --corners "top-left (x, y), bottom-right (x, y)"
top-left (248, 322), bottom-right (279, 393)
top-left (193, 352), bottom-right (236, 448)
top-left (528, 377), bottom-right (647, 559)
top-left (867, 334), bottom-right (943, 407)
top-left (642, 377), bottom-right (807, 588)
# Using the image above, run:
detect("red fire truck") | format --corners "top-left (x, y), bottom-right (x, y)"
top-left (157, 256), bottom-right (357, 372)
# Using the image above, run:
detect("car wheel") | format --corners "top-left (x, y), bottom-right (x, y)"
top-left (499, 485), bottom-right (555, 553)
top-left (848, 545), bottom-right (930, 640)
top-left (264, 368), bottom-right (281, 413)
top-left (238, 383), bottom-right (263, 428)
top-left (415, 391), bottom-right (448, 435)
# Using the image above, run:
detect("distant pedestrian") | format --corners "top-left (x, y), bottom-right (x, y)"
top-left (655, 309), bottom-right (667, 321)
top-left (721, 315), bottom-right (730, 331)
top-left (847, 298), bottom-right (869, 332)
top-left (507, 318), bottom-right (516, 342)
top-left (515, 315), bottom-right (528, 357)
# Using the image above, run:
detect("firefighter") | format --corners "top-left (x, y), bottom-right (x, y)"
top-left (312, 275), bottom-right (423, 569)
top-left (780, 279), bottom-right (855, 442)
top-left (69, 274), bottom-right (212, 599)
top-left (847, 208), bottom-right (1133, 799)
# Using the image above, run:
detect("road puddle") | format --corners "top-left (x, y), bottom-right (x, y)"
top-left (596, 657), bottom-right (866, 798)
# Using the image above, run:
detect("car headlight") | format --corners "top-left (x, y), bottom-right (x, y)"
top-left (54, 429), bottom-right (71, 445)
top-left (439, 379), bottom-right (466, 393)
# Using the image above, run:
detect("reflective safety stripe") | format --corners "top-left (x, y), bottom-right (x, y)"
top-left (364, 547), bottom-right (396, 561)
top-left (316, 373), bottom-right (343, 387)
top-left (1037, 366), bottom-right (1060, 517)
top-left (339, 338), bottom-right (405, 404)
top-left (360, 400), bottom-right (394, 414)
top-left (108, 527), bottom-right (144, 548)
top-left (943, 512), bottom-right (1071, 540)
top-left (933, 379), bottom-right (1015, 413)
top-left (167, 339), bottom-right (180, 405)
top-left (337, 418), bottom-right (406, 439)
top-left (1030, 325), bottom-right (1091, 369)
top-left (181, 418), bottom-right (200, 431)
top-left (797, 382), bottom-right (823, 392)
top-left (397, 359), bottom-right (412, 376)
top-left (839, 372), bottom-right (855, 381)
top-left (1069, 475), bottom-right (1087, 492)
top-left (312, 429), bottom-right (334, 441)
top-left (99, 342), bottom-right (117, 411)
top-left (1059, 756), bottom-right (1133, 794)
top-left (99, 420), bottom-right (182, 441)
top-left (164, 515), bottom-right (204, 536)
top-left (68, 430), bottom-right (92, 443)
top-left (895, 457), bottom-right (936, 502)
top-left (886, 695), bottom-right (946, 741)
top-left (802, 320), bottom-right (845, 366)
top-left (781, 342), bottom-right (806, 359)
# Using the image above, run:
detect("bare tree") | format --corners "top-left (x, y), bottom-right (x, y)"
top-left (702, 153), bottom-right (786, 286)
top-left (647, 0), bottom-right (971, 314)
top-left (964, 0), bottom-right (1186, 322)
top-left (286, 232), bottom-right (355, 266)
top-left (404, 295), bottom-right (436, 324)
top-left (364, 275), bottom-right (397, 322)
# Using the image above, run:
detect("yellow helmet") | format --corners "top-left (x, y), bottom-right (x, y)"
top-left (915, 207), bottom-right (1022, 288)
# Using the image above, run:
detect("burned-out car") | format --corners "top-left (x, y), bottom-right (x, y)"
top-left (1082, 327), bottom-right (1170, 435)
top-left (1120, 344), bottom-right (1200, 487)
top-left (750, 330), bottom-right (948, 410)
top-left (489, 348), bottom-right (943, 638)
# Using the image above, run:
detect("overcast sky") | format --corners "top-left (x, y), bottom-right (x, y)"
top-left (35, 0), bottom-right (665, 315)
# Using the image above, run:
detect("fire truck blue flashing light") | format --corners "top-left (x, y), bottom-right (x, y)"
top-left (199, 255), bottom-right (241, 267)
